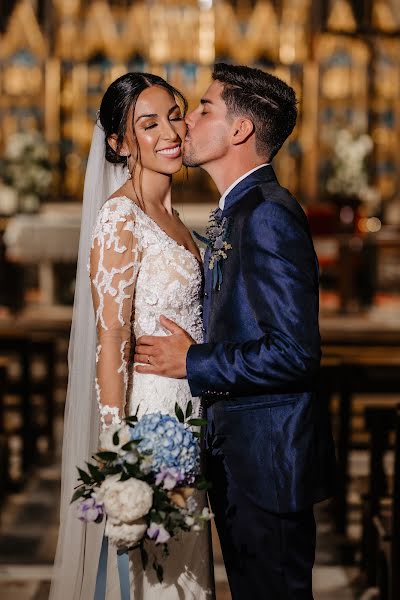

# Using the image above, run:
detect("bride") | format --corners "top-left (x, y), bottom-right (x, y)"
top-left (50, 72), bottom-right (214, 599)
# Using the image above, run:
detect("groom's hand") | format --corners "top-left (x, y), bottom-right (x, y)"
top-left (134, 315), bottom-right (195, 378)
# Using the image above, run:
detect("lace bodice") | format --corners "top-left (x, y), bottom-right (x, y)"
top-left (89, 196), bottom-right (203, 429)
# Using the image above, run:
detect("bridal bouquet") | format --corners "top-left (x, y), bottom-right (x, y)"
top-left (71, 403), bottom-right (212, 581)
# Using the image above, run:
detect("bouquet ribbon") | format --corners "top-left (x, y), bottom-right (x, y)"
top-left (94, 534), bottom-right (130, 600)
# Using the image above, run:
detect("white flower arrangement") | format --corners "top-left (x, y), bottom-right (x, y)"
top-left (104, 519), bottom-right (148, 547)
top-left (96, 474), bottom-right (154, 523)
top-left (0, 131), bottom-right (52, 214)
top-left (72, 404), bottom-right (213, 582)
top-left (99, 423), bottom-right (132, 453)
top-left (194, 209), bottom-right (232, 290)
top-left (326, 129), bottom-right (380, 214)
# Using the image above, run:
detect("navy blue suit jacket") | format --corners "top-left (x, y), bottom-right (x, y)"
top-left (187, 165), bottom-right (336, 514)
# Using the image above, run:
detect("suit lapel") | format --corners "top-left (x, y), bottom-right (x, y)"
top-left (202, 246), bottom-right (212, 341)
top-left (222, 165), bottom-right (277, 218)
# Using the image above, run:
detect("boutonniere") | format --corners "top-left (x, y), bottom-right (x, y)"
top-left (194, 209), bottom-right (232, 290)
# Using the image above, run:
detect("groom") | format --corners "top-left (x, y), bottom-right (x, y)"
top-left (135, 63), bottom-right (336, 599)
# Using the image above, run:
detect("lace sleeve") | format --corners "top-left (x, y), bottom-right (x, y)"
top-left (89, 200), bottom-right (141, 430)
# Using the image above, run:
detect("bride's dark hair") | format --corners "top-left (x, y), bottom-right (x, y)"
top-left (99, 72), bottom-right (188, 167)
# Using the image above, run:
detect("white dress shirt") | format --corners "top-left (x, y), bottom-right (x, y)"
top-left (219, 163), bottom-right (270, 210)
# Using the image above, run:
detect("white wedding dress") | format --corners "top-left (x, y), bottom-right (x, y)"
top-left (89, 195), bottom-right (214, 599)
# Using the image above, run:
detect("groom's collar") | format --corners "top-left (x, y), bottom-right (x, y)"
top-left (219, 164), bottom-right (277, 214)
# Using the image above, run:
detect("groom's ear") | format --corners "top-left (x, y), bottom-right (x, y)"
top-left (107, 134), bottom-right (131, 158)
top-left (231, 118), bottom-right (255, 146)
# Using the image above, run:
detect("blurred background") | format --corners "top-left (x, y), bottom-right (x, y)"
top-left (0, 0), bottom-right (400, 598)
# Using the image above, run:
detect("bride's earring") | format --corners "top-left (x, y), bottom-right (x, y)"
top-left (125, 154), bottom-right (132, 179)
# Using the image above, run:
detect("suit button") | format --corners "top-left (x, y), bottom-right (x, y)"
top-left (204, 292), bottom-right (209, 298)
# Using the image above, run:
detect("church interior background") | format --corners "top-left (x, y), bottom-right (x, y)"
top-left (0, 1), bottom-right (400, 598)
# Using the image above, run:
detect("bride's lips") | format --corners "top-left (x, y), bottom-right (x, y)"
top-left (156, 144), bottom-right (181, 159)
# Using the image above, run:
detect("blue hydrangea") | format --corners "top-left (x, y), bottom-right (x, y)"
top-left (130, 413), bottom-right (199, 478)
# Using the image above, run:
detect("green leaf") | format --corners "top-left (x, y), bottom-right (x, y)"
top-left (187, 418), bottom-right (207, 427)
top-left (102, 465), bottom-right (121, 476)
top-left (193, 231), bottom-right (210, 245)
top-left (70, 487), bottom-right (86, 503)
top-left (154, 561), bottom-right (164, 583)
top-left (185, 401), bottom-right (193, 419)
top-left (151, 512), bottom-right (162, 524)
top-left (96, 451), bottom-right (118, 461)
top-left (86, 463), bottom-right (103, 483)
top-left (121, 441), bottom-right (137, 451)
top-left (196, 479), bottom-right (212, 491)
top-left (140, 545), bottom-right (148, 570)
top-left (124, 415), bottom-right (138, 424)
top-left (124, 463), bottom-right (139, 477)
top-left (112, 431), bottom-right (120, 446)
top-left (175, 403), bottom-right (185, 423)
top-left (77, 468), bottom-right (92, 485)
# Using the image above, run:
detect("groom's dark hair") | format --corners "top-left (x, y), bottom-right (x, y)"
top-left (212, 63), bottom-right (297, 161)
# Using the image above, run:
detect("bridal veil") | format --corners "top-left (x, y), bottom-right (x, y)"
top-left (49, 120), bottom-right (128, 599)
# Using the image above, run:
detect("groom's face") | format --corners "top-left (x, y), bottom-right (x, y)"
top-left (183, 81), bottom-right (231, 168)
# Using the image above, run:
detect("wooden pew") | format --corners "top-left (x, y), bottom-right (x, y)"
top-left (361, 404), bottom-right (400, 600)
top-left (361, 406), bottom-right (394, 586)
top-left (0, 363), bottom-right (9, 511)
top-left (321, 347), bottom-right (400, 534)
top-left (0, 333), bottom-right (56, 484)
top-left (372, 405), bottom-right (400, 600)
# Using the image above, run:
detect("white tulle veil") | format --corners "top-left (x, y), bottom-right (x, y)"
top-left (49, 119), bottom-right (129, 599)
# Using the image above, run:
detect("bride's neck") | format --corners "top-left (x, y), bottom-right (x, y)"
top-left (127, 167), bottom-right (173, 214)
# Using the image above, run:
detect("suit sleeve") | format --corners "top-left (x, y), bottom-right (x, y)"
top-left (186, 201), bottom-right (321, 398)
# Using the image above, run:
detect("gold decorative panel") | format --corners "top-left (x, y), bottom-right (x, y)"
top-left (370, 39), bottom-right (400, 200)
top-left (0, 1), bottom-right (48, 149)
top-left (0, 0), bottom-right (399, 208)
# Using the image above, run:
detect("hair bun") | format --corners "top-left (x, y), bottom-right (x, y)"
top-left (105, 140), bottom-right (126, 165)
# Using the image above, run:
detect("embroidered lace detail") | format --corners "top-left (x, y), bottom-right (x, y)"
top-left (89, 197), bottom-right (141, 430)
top-left (89, 196), bottom-right (204, 431)
top-left (99, 405), bottom-right (122, 428)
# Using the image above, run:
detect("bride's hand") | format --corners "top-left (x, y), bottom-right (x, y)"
top-left (134, 315), bottom-right (195, 378)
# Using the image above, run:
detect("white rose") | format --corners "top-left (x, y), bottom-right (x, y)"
top-left (99, 424), bottom-right (131, 452)
top-left (97, 475), bottom-right (153, 523)
top-left (105, 518), bottom-right (147, 548)
top-left (139, 455), bottom-right (154, 474)
top-left (0, 186), bottom-right (18, 215)
top-left (201, 507), bottom-right (213, 520)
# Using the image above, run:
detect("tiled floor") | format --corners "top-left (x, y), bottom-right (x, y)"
top-left (0, 464), bottom-right (363, 599)
top-left (0, 414), bottom-right (370, 599)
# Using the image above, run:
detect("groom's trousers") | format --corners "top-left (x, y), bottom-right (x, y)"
top-left (207, 449), bottom-right (316, 600)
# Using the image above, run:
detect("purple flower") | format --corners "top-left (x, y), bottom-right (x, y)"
top-left (213, 236), bottom-right (225, 250)
top-left (155, 467), bottom-right (183, 490)
top-left (147, 522), bottom-right (170, 544)
top-left (76, 496), bottom-right (104, 523)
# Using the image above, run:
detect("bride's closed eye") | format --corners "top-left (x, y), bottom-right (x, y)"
top-left (144, 115), bottom-right (182, 130)
top-left (170, 112), bottom-right (183, 122)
